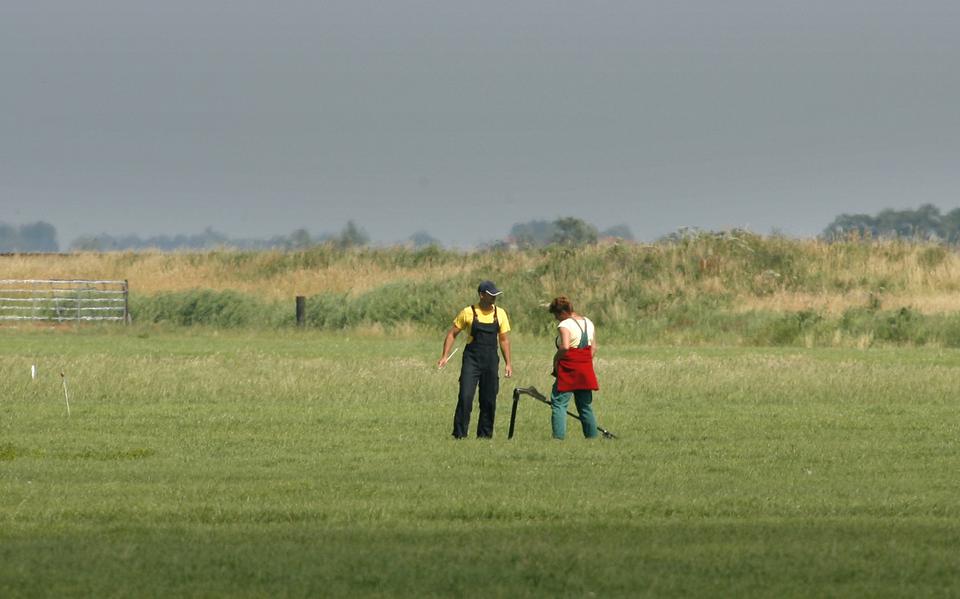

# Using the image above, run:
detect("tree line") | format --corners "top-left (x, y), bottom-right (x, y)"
top-left (1, 217), bottom-right (629, 252)
top-left (0, 220), bottom-right (383, 252)
top-left (823, 204), bottom-right (960, 242)
top-left (7, 204), bottom-right (960, 253)
top-left (70, 222), bottom-right (373, 251)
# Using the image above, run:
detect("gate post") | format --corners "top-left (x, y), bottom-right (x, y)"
top-left (124, 279), bottom-right (131, 324)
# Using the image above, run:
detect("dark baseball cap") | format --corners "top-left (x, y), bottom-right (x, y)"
top-left (477, 280), bottom-right (502, 296)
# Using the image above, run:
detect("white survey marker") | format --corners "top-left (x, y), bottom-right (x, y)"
top-left (440, 347), bottom-right (458, 369)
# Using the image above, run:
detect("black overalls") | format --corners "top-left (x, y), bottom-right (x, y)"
top-left (452, 305), bottom-right (501, 438)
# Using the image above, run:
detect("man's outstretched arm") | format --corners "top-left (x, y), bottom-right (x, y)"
top-left (437, 326), bottom-right (461, 369)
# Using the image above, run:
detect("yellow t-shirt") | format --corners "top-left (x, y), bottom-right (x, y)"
top-left (453, 304), bottom-right (511, 344)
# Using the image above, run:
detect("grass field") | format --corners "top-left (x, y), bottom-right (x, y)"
top-left (2, 326), bottom-right (960, 597)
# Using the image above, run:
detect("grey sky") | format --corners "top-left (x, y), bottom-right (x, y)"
top-left (2, 1), bottom-right (958, 247)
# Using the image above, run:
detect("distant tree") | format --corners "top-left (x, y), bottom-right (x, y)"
top-left (822, 213), bottom-right (878, 240)
top-left (409, 230), bottom-right (440, 248)
top-left (258, 228), bottom-right (321, 250)
top-left (944, 208), bottom-right (960, 243)
top-left (875, 204), bottom-right (941, 238)
top-left (600, 224), bottom-right (634, 241)
top-left (0, 223), bottom-right (18, 251)
top-left (21, 222), bottom-right (58, 251)
top-left (0, 221), bottom-right (59, 252)
top-left (505, 217), bottom-right (606, 247)
top-left (335, 220), bottom-right (370, 248)
top-left (823, 204), bottom-right (956, 242)
top-left (197, 226), bottom-right (229, 248)
top-left (509, 220), bottom-right (556, 248)
top-left (70, 235), bottom-right (104, 251)
top-left (288, 228), bottom-right (312, 249)
top-left (551, 217), bottom-right (598, 246)
top-left (69, 226), bottom-right (229, 251)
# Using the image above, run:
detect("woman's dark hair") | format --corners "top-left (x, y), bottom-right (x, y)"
top-left (548, 296), bottom-right (574, 315)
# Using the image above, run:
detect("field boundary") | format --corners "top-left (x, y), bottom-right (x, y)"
top-left (0, 279), bottom-right (129, 323)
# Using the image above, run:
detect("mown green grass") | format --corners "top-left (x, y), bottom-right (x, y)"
top-left (2, 327), bottom-right (960, 597)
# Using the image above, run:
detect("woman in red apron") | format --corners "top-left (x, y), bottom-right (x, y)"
top-left (548, 296), bottom-right (599, 439)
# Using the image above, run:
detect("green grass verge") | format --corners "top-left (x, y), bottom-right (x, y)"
top-left (129, 288), bottom-right (960, 348)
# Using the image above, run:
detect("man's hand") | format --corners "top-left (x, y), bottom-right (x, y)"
top-left (499, 333), bottom-right (512, 379)
top-left (438, 326), bottom-right (461, 370)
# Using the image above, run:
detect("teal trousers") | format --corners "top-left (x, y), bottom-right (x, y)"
top-left (551, 382), bottom-right (598, 439)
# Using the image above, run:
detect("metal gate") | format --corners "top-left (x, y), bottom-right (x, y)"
top-left (0, 279), bottom-right (129, 322)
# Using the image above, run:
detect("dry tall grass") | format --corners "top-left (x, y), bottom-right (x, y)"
top-left (2, 236), bottom-right (959, 314)
top-left (0, 251), bottom-right (472, 299)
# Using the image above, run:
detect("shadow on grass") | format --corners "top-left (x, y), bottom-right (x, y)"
top-left (2, 520), bottom-right (958, 598)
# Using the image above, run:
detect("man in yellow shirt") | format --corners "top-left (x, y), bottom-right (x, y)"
top-left (438, 280), bottom-right (513, 438)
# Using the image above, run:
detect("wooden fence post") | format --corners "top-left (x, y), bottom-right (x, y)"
top-left (296, 296), bottom-right (306, 327)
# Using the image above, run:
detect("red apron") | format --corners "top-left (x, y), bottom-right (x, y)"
top-left (556, 347), bottom-right (599, 392)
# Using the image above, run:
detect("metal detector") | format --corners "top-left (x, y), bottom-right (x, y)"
top-left (508, 386), bottom-right (617, 439)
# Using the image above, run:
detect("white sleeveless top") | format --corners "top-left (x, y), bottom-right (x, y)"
top-left (556, 317), bottom-right (595, 348)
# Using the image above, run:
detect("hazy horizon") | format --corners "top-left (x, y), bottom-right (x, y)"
top-left (3, 1), bottom-right (958, 248)
top-left (6, 209), bottom-right (960, 251)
